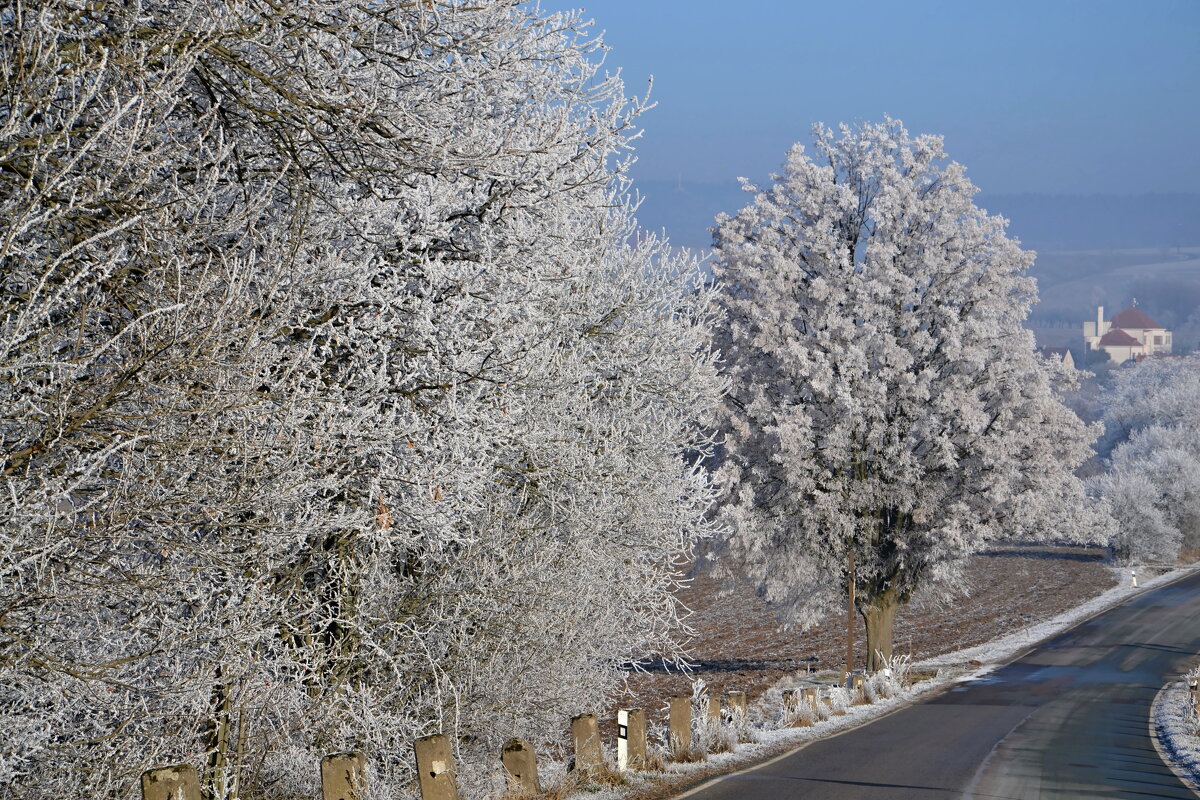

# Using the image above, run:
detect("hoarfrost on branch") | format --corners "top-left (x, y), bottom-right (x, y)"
top-left (0, 2), bottom-right (724, 797)
top-left (712, 118), bottom-right (1106, 669)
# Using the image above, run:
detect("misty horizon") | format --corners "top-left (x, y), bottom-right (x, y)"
top-left (630, 180), bottom-right (1200, 256)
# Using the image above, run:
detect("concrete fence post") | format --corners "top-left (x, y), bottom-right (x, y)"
top-left (782, 689), bottom-right (799, 716)
top-left (414, 734), bottom-right (458, 800)
top-left (668, 696), bottom-right (692, 756)
top-left (724, 691), bottom-right (747, 721)
top-left (706, 696), bottom-right (721, 725)
top-left (850, 673), bottom-right (866, 701)
top-left (570, 714), bottom-right (603, 775)
top-left (617, 708), bottom-right (647, 771)
top-left (140, 764), bottom-right (201, 800)
top-left (321, 751), bottom-right (367, 800)
top-left (801, 687), bottom-right (818, 707)
top-left (500, 738), bottom-right (540, 793)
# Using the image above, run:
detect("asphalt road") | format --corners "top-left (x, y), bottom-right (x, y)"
top-left (679, 569), bottom-right (1200, 799)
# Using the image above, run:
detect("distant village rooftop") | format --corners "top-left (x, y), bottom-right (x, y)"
top-left (1097, 328), bottom-right (1141, 347)
top-left (1109, 306), bottom-right (1165, 331)
top-left (1083, 301), bottom-right (1172, 364)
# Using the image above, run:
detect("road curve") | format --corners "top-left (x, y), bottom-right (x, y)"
top-left (678, 569), bottom-right (1200, 799)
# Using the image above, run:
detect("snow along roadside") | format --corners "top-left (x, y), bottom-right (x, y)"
top-left (1151, 679), bottom-right (1200, 794)
top-left (575, 561), bottom-right (1200, 800)
top-left (920, 561), bottom-right (1200, 668)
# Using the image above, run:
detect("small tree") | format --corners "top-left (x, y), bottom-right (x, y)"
top-left (713, 119), bottom-right (1103, 670)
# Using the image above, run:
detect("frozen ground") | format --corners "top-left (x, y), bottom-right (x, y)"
top-left (620, 543), bottom-right (1123, 715)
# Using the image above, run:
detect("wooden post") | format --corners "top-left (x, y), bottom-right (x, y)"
top-left (321, 752), bottom-right (367, 800)
top-left (668, 696), bottom-right (692, 756)
top-left (414, 734), bottom-right (458, 800)
top-left (617, 708), bottom-right (647, 771)
top-left (570, 714), bottom-right (602, 775)
top-left (141, 764), bottom-right (201, 800)
top-left (501, 738), bottom-right (540, 793)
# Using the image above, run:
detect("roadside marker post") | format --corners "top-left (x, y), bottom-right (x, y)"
top-left (668, 696), bottom-right (692, 756)
top-left (140, 764), bottom-right (201, 800)
top-left (501, 738), bottom-right (541, 793)
top-left (571, 714), bottom-right (603, 776)
top-left (617, 708), bottom-right (647, 771)
top-left (414, 734), bottom-right (459, 800)
top-left (321, 751), bottom-right (367, 800)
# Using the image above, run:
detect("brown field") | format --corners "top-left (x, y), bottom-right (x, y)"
top-left (618, 544), bottom-right (1117, 715)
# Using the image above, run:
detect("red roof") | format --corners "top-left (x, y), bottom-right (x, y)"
top-left (1110, 306), bottom-right (1164, 330)
top-left (1098, 328), bottom-right (1141, 347)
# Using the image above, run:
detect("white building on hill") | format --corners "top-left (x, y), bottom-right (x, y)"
top-left (1083, 304), bottom-right (1172, 364)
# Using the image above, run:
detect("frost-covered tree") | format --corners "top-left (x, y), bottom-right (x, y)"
top-left (1100, 353), bottom-right (1200, 448)
top-left (713, 118), bottom-right (1103, 671)
top-left (1093, 355), bottom-right (1200, 563)
top-left (0, 3), bottom-right (723, 798)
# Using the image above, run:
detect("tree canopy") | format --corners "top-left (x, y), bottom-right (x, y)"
top-left (713, 118), bottom-right (1104, 669)
top-left (0, 2), bottom-right (723, 797)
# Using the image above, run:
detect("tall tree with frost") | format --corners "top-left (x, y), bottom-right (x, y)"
top-left (0, 2), bottom-right (723, 797)
top-left (713, 119), bottom-right (1103, 671)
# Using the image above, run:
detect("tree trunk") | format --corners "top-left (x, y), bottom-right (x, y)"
top-left (202, 677), bottom-right (233, 800)
top-left (859, 592), bottom-right (900, 673)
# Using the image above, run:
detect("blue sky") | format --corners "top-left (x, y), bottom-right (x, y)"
top-left (558, 0), bottom-right (1200, 196)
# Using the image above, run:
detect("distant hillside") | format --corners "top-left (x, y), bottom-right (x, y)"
top-left (631, 181), bottom-right (1200, 257)
top-left (630, 181), bottom-right (1200, 359)
top-left (631, 179), bottom-right (745, 254)
top-left (1027, 247), bottom-right (1200, 355)
top-left (981, 194), bottom-right (1200, 253)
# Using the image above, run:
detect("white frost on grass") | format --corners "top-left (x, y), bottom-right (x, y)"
top-left (1152, 678), bottom-right (1200, 792)
top-left (564, 561), bottom-right (1200, 799)
top-left (555, 674), bottom-right (961, 800)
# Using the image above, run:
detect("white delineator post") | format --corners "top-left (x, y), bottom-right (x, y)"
top-left (617, 708), bottom-right (647, 771)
